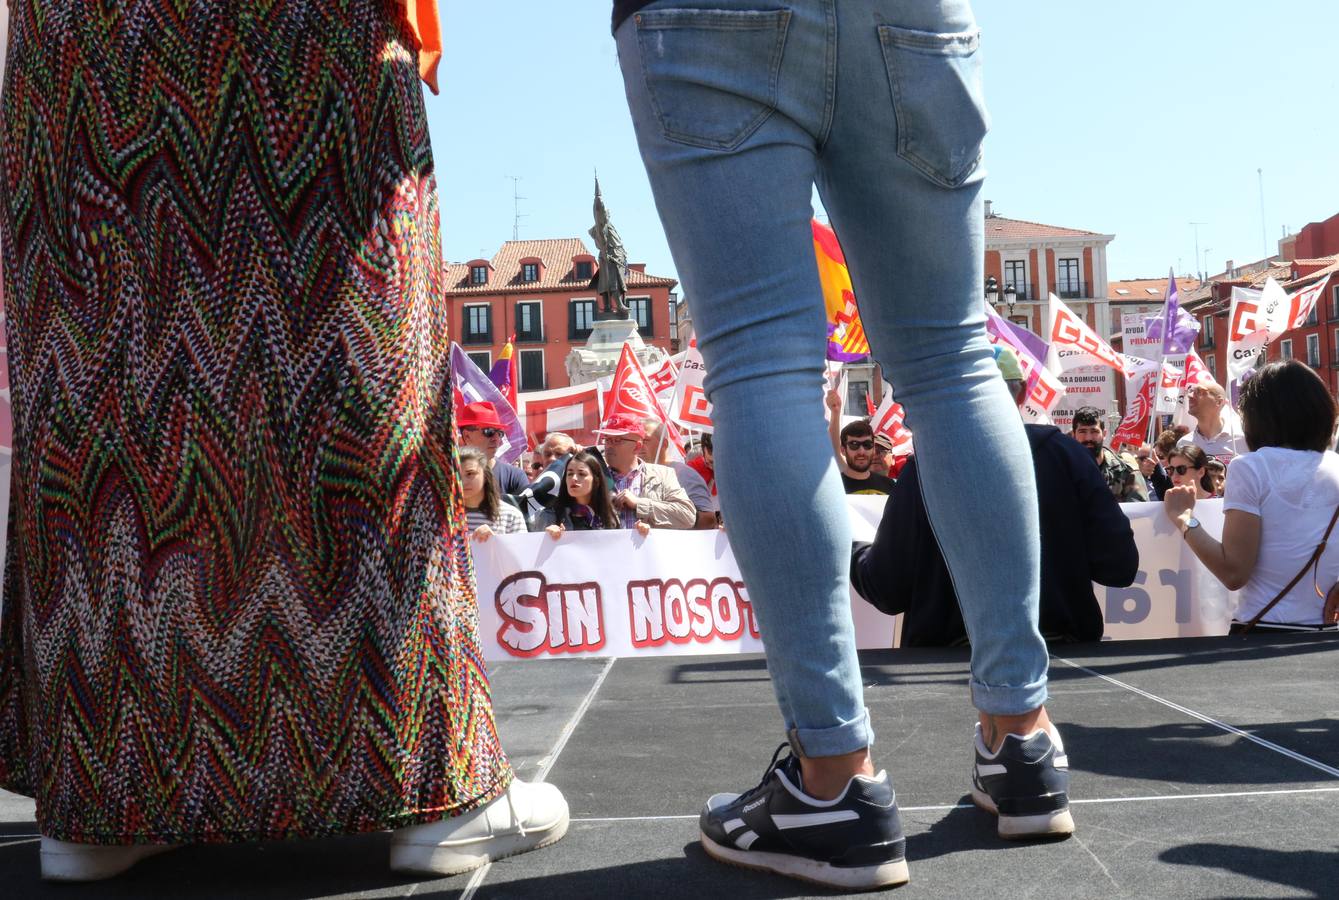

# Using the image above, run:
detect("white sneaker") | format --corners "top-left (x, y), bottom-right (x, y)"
top-left (40, 838), bottom-right (178, 881)
top-left (389, 779), bottom-right (569, 876)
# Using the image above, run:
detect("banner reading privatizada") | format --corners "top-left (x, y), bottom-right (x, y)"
top-left (474, 498), bottom-right (1238, 662)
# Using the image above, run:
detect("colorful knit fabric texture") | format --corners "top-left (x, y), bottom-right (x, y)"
top-left (0, 1), bottom-right (512, 843)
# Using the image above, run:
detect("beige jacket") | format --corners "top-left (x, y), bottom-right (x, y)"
top-left (626, 462), bottom-right (696, 529)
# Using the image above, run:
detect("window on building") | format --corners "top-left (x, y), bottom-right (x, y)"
top-left (1333, 328), bottom-right (1339, 363)
top-left (1057, 258), bottom-right (1081, 298)
top-left (569, 299), bottom-right (595, 339)
top-left (1004, 260), bottom-right (1027, 298)
top-left (470, 265), bottom-right (488, 286)
top-left (1332, 285), bottom-right (1339, 320)
top-left (628, 296), bottom-right (653, 335)
top-left (1305, 304), bottom-right (1319, 327)
top-left (522, 263), bottom-right (539, 283)
top-left (1280, 338), bottom-right (1293, 360)
top-left (467, 351), bottom-right (491, 372)
top-left (1010, 315), bottom-right (1030, 329)
top-left (1307, 333), bottom-right (1321, 368)
top-left (463, 304), bottom-right (492, 344)
top-left (574, 260), bottom-right (594, 281)
top-left (515, 301), bottom-right (543, 342)
top-left (1207, 354), bottom-right (1217, 377)
top-left (518, 349), bottom-right (546, 392)
top-left (1201, 316), bottom-right (1214, 348)
top-left (846, 379), bottom-right (870, 414)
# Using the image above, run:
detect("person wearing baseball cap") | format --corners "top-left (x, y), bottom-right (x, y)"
top-left (596, 413), bottom-right (695, 530)
top-left (457, 401), bottom-right (528, 495)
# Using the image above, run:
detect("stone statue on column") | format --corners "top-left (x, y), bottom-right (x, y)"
top-left (590, 176), bottom-right (629, 320)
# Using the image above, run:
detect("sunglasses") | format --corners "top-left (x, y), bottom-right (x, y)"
top-left (844, 440), bottom-right (875, 451)
top-left (1166, 464), bottom-right (1198, 476)
top-left (464, 427), bottom-right (504, 439)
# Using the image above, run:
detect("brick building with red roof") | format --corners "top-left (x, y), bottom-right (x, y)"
top-left (982, 201), bottom-right (1116, 335)
top-left (443, 239), bottom-right (679, 392)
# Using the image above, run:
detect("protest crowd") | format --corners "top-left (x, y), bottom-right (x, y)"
top-left (4, 0), bottom-right (1339, 895)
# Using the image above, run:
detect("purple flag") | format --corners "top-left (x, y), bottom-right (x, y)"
top-left (449, 343), bottom-right (527, 464)
top-left (1144, 269), bottom-right (1199, 356)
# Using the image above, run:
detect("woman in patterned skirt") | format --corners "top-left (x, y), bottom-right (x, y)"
top-left (0, 0), bottom-right (565, 881)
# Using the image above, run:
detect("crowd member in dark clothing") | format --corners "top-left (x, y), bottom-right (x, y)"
top-left (852, 349), bottom-right (1138, 645)
top-left (538, 451), bottom-right (636, 536)
top-left (1136, 443), bottom-right (1173, 500)
top-left (826, 390), bottom-right (897, 495)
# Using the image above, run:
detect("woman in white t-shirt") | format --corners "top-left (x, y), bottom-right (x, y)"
top-left (1164, 360), bottom-right (1339, 632)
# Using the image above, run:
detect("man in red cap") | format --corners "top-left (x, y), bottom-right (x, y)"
top-left (597, 413), bottom-right (695, 530)
top-left (457, 401), bottom-right (529, 496)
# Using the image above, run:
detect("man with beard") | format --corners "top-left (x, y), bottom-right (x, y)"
top-left (1070, 407), bottom-right (1146, 502)
top-left (826, 390), bottom-right (896, 495)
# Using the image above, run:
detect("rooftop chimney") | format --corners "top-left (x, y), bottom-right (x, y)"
top-left (1225, 259), bottom-right (1234, 278)
top-left (984, 200), bottom-right (994, 218)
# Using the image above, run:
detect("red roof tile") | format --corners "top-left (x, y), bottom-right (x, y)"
top-left (984, 214), bottom-right (1106, 241)
top-left (444, 239), bottom-right (676, 296)
top-left (1107, 277), bottom-right (1200, 302)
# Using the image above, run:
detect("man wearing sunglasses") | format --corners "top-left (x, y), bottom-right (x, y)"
top-left (837, 417), bottom-right (897, 496)
top-left (457, 401), bottom-right (529, 496)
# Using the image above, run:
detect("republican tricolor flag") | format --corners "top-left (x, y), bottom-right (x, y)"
top-left (488, 337), bottom-right (519, 411)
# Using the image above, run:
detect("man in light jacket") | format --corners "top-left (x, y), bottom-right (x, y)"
top-left (597, 413), bottom-right (696, 530)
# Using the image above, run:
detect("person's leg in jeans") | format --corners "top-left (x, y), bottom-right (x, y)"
top-left (617, 0), bottom-right (871, 770)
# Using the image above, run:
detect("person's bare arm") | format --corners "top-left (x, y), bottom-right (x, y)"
top-left (825, 389), bottom-right (852, 475)
top-left (1164, 486), bottom-right (1261, 590)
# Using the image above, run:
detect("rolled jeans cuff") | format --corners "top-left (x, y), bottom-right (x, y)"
top-left (787, 707), bottom-right (874, 758)
top-left (970, 677), bottom-right (1049, 717)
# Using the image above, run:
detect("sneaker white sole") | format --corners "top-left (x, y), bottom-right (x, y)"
top-left (389, 813), bottom-right (570, 876)
top-left (700, 832), bottom-right (909, 891)
top-left (40, 840), bottom-right (178, 882)
top-left (970, 788), bottom-right (1075, 839)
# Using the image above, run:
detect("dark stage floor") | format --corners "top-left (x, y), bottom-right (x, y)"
top-left (4, 634), bottom-right (1338, 898)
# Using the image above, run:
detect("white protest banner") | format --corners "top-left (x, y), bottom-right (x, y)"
top-left (518, 382), bottom-right (602, 447)
top-left (1047, 293), bottom-right (1129, 377)
top-left (1050, 351), bottom-right (1114, 431)
top-left (475, 497), bottom-right (896, 660)
top-left (1099, 500), bottom-right (1236, 639)
top-left (869, 384), bottom-right (913, 456)
top-left (1120, 313), bottom-right (1162, 362)
top-left (1155, 356), bottom-right (1186, 414)
top-left (472, 498), bottom-right (1236, 661)
top-left (669, 343), bottom-right (714, 433)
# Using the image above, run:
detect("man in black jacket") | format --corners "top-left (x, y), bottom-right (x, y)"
top-left (852, 348), bottom-right (1139, 645)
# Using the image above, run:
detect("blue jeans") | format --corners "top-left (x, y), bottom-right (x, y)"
top-left (617, 0), bottom-right (1048, 756)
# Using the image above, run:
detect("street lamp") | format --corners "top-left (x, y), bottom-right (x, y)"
top-left (985, 275), bottom-right (999, 306)
top-left (1003, 283), bottom-right (1018, 317)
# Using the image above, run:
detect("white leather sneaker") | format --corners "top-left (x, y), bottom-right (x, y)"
top-left (389, 779), bottom-right (569, 876)
top-left (40, 838), bottom-right (178, 881)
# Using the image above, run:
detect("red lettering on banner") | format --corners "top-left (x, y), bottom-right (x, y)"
top-left (496, 572), bottom-right (606, 657)
top-left (628, 577), bottom-right (759, 647)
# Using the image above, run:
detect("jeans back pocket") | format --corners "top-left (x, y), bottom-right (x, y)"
top-left (878, 25), bottom-right (989, 189)
top-left (633, 8), bottom-right (791, 152)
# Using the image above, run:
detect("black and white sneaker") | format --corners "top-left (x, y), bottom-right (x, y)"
top-left (699, 744), bottom-right (909, 890)
top-left (970, 724), bottom-right (1075, 839)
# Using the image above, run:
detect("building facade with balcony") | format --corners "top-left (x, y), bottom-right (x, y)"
top-left (443, 239), bottom-right (679, 393)
top-left (982, 201), bottom-right (1116, 336)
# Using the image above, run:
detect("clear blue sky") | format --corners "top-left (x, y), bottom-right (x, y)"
top-left (427, 1), bottom-right (1339, 286)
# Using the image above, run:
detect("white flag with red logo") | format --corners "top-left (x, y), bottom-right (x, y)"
top-left (669, 342), bottom-right (714, 433)
top-left (1112, 355), bottom-right (1159, 448)
top-left (1047, 293), bottom-right (1129, 377)
top-left (870, 386), bottom-right (914, 457)
top-left (1155, 356), bottom-right (1187, 415)
top-left (1227, 276), bottom-right (1332, 390)
top-left (602, 342), bottom-right (688, 457)
top-left (642, 353), bottom-right (680, 413)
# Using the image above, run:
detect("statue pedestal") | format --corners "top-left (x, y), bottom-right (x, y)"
top-left (565, 318), bottom-right (667, 386)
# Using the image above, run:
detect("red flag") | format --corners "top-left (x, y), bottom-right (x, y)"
top-left (601, 343), bottom-right (687, 457)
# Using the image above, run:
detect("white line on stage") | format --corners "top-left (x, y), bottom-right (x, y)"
top-left (570, 785), bottom-right (1339, 823)
top-left (1052, 655), bottom-right (1339, 779)
top-left (460, 656), bottom-right (616, 900)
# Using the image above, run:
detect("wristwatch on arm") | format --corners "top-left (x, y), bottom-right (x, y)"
top-left (1179, 515), bottom-right (1201, 536)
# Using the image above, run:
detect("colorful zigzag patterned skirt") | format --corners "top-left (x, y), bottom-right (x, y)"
top-left (0, 1), bottom-right (512, 843)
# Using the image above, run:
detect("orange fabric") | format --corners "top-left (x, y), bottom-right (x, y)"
top-left (402, 0), bottom-right (443, 94)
